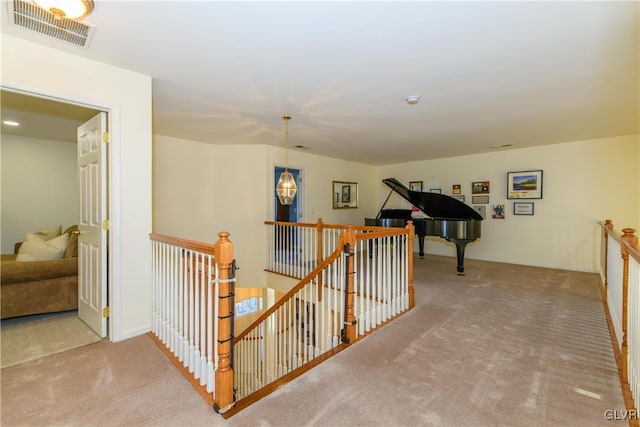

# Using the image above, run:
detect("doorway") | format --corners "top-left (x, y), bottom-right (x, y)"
top-left (274, 166), bottom-right (301, 223)
top-left (274, 166), bottom-right (302, 260)
top-left (0, 89), bottom-right (109, 363)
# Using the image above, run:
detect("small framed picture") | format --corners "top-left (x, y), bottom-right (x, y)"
top-left (507, 170), bottom-right (543, 199)
top-left (452, 195), bottom-right (465, 202)
top-left (409, 181), bottom-right (423, 192)
top-left (452, 184), bottom-right (461, 195)
top-left (492, 204), bottom-right (505, 219)
top-left (513, 202), bottom-right (534, 215)
top-left (429, 188), bottom-right (442, 194)
top-left (472, 195), bottom-right (489, 204)
top-left (472, 181), bottom-right (490, 194)
top-left (473, 205), bottom-right (486, 219)
top-left (333, 181), bottom-right (358, 209)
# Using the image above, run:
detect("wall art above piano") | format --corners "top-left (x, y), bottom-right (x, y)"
top-left (472, 195), bottom-right (489, 204)
top-left (473, 205), bottom-right (487, 219)
top-left (409, 181), bottom-right (423, 191)
top-left (333, 181), bottom-right (358, 209)
top-left (472, 181), bottom-right (490, 194)
top-left (507, 170), bottom-right (543, 199)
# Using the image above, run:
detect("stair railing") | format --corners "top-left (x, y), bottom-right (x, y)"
top-left (233, 222), bottom-right (414, 408)
top-left (149, 221), bottom-right (414, 416)
top-left (600, 220), bottom-right (639, 420)
top-left (148, 231), bottom-right (236, 412)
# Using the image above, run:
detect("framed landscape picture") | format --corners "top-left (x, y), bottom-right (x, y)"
top-left (507, 170), bottom-right (543, 199)
top-left (472, 181), bottom-right (490, 194)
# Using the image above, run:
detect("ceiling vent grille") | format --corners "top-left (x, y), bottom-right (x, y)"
top-left (7, 0), bottom-right (96, 49)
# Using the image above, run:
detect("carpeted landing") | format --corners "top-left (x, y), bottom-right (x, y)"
top-left (0, 311), bottom-right (103, 368)
top-left (0, 255), bottom-right (627, 426)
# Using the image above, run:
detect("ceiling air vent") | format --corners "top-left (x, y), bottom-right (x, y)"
top-left (7, 0), bottom-right (96, 49)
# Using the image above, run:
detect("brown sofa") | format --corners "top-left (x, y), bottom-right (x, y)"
top-left (1, 255), bottom-right (78, 319)
top-left (1, 226), bottom-right (79, 320)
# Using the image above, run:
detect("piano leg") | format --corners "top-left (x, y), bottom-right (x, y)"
top-left (454, 242), bottom-right (469, 275)
top-left (417, 236), bottom-right (425, 258)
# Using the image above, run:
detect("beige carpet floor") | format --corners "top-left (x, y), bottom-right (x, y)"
top-left (0, 256), bottom-right (628, 426)
top-left (0, 311), bottom-right (103, 368)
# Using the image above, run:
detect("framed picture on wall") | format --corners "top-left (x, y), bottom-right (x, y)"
top-left (471, 195), bottom-right (489, 204)
top-left (333, 181), bottom-right (358, 209)
top-left (409, 181), bottom-right (423, 192)
top-left (513, 202), bottom-right (535, 215)
top-left (492, 204), bottom-right (505, 219)
top-left (473, 205), bottom-right (486, 219)
top-left (472, 181), bottom-right (490, 194)
top-left (507, 170), bottom-right (543, 199)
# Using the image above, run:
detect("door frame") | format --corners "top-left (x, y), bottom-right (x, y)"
top-left (1, 81), bottom-right (117, 341)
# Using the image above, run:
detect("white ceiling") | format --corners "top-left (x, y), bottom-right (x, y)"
top-left (1, 1), bottom-right (638, 165)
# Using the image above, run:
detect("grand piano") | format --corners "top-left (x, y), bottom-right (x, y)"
top-left (365, 178), bottom-right (483, 275)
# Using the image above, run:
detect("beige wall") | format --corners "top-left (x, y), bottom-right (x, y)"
top-left (377, 134), bottom-right (640, 273)
top-left (1, 34), bottom-right (153, 341)
top-left (153, 135), bottom-right (377, 286)
top-left (281, 145), bottom-right (378, 225)
top-left (1, 134), bottom-right (79, 253)
top-left (155, 134), bottom-right (638, 278)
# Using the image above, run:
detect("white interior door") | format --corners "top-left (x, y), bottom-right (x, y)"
top-left (77, 112), bottom-right (108, 337)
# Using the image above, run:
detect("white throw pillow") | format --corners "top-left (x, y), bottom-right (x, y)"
top-left (16, 233), bottom-right (69, 262)
top-left (32, 225), bottom-right (62, 241)
top-left (24, 232), bottom-right (40, 241)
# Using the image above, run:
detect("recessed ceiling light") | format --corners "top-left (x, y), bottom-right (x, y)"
top-left (406, 96), bottom-right (420, 105)
top-left (2, 120), bottom-right (20, 126)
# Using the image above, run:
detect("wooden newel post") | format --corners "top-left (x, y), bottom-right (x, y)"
top-left (602, 220), bottom-right (613, 303)
top-left (214, 231), bottom-right (235, 413)
top-left (406, 221), bottom-right (415, 309)
top-left (342, 226), bottom-right (357, 344)
top-left (604, 219), bottom-right (613, 231)
top-left (620, 227), bottom-right (637, 382)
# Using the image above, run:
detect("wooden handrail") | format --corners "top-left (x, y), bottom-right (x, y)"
top-left (620, 228), bottom-right (637, 384)
top-left (622, 229), bottom-right (640, 264)
top-left (255, 220), bottom-right (414, 340)
top-left (235, 234), bottom-right (347, 342)
top-left (600, 220), bottom-right (639, 425)
top-left (149, 232), bottom-right (216, 255)
top-left (265, 219), bottom-right (415, 235)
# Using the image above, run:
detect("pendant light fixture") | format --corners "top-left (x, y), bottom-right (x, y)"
top-left (275, 115), bottom-right (297, 206)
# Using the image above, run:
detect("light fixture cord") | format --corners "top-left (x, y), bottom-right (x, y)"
top-left (283, 116), bottom-right (290, 171)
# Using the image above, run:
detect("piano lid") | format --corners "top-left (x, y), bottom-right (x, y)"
top-left (382, 178), bottom-right (483, 221)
